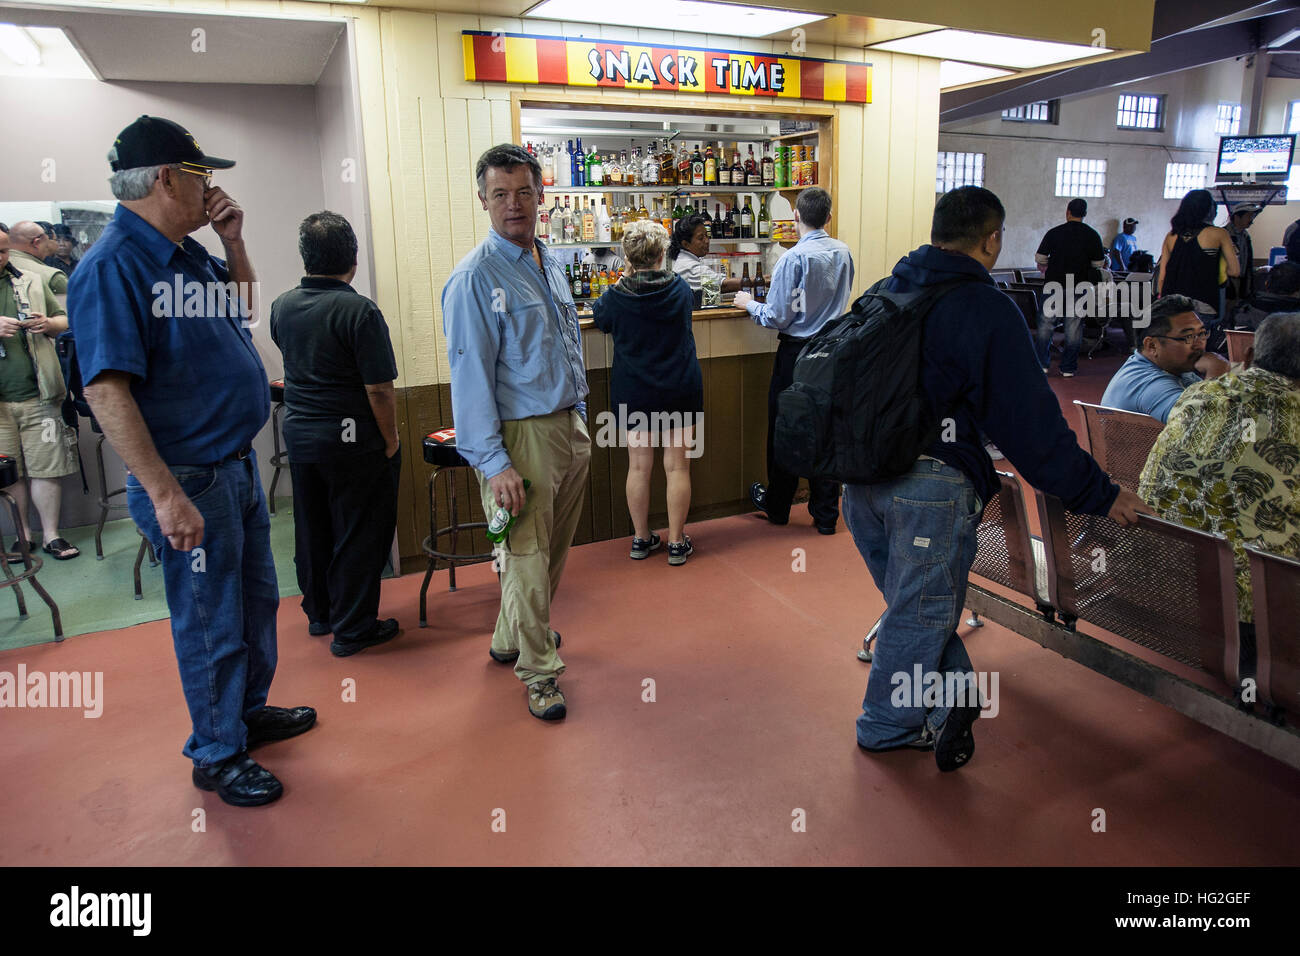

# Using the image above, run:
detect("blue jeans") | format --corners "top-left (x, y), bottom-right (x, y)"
top-left (843, 459), bottom-right (982, 749)
top-left (127, 452), bottom-right (279, 767)
top-left (1036, 307), bottom-right (1083, 373)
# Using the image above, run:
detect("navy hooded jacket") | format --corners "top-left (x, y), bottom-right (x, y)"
top-left (884, 245), bottom-right (1118, 515)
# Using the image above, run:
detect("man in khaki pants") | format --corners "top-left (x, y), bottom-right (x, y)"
top-left (442, 144), bottom-right (591, 721)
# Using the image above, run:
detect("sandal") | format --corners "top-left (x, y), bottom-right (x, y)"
top-left (42, 537), bottom-right (80, 560)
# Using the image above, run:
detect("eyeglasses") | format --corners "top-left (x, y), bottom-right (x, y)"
top-left (1153, 330), bottom-right (1209, 345)
top-left (172, 165), bottom-right (212, 188)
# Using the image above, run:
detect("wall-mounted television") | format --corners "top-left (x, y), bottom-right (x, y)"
top-left (1216, 134), bottom-right (1296, 180)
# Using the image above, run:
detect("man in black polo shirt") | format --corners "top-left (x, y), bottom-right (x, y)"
top-left (1034, 198), bottom-right (1105, 377)
top-left (270, 211), bottom-right (402, 658)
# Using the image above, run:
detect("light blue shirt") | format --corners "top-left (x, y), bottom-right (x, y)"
top-left (442, 229), bottom-right (588, 479)
top-left (1100, 351), bottom-right (1202, 423)
top-left (741, 229), bottom-right (855, 336)
top-left (1113, 232), bottom-right (1138, 270)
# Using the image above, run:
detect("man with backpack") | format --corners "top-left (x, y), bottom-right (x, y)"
top-left (843, 186), bottom-right (1149, 771)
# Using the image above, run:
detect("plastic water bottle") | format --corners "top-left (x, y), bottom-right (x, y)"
top-left (485, 479), bottom-right (531, 543)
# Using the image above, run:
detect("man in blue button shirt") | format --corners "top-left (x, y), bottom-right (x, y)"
top-left (735, 186), bottom-right (854, 533)
top-left (442, 144), bottom-right (590, 722)
top-left (69, 116), bottom-right (315, 807)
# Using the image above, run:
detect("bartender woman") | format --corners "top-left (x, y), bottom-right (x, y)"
top-left (668, 214), bottom-right (743, 295)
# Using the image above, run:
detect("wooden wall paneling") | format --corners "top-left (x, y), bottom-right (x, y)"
top-left (742, 351), bottom-right (772, 490)
top-left (584, 367), bottom-right (614, 542)
top-left (700, 355), bottom-right (744, 510)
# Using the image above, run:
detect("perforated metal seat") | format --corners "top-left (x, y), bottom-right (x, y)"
top-left (418, 427), bottom-right (495, 627)
top-left (1247, 545), bottom-right (1300, 715)
top-left (1073, 401), bottom-right (1165, 490)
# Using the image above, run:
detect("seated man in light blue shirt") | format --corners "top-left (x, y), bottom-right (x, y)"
top-left (1112, 217), bottom-right (1139, 270)
top-left (1100, 294), bottom-right (1230, 422)
top-left (734, 186), bottom-right (855, 533)
top-left (441, 144), bottom-right (590, 722)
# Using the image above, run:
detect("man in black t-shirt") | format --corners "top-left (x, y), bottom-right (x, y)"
top-left (270, 211), bottom-right (402, 657)
top-left (1034, 198), bottom-right (1106, 377)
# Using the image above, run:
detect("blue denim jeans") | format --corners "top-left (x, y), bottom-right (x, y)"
top-left (843, 458), bottom-right (982, 749)
top-left (1036, 308), bottom-right (1083, 373)
top-left (127, 452), bottom-right (279, 767)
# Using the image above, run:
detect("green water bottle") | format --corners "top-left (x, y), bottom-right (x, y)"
top-left (485, 479), bottom-right (531, 543)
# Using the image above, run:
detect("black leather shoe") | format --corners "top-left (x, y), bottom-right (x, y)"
top-left (816, 524), bottom-right (836, 535)
top-left (489, 630), bottom-right (561, 664)
top-left (192, 752), bottom-right (283, 807)
top-left (331, 618), bottom-right (400, 657)
top-left (245, 705), bottom-right (317, 748)
top-left (308, 620), bottom-right (331, 636)
top-left (750, 482), bottom-right (789, 525)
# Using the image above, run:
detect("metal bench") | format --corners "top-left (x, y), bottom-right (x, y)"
top-left (1247, 545), bottom-right (1300, 715)
top-left (1073, 401), bottom-right (1164, 490)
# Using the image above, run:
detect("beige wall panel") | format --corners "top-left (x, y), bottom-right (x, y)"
top-left (582, 329), bottom-right (608, 371)
top-left (834, 101), bottom-right (865, 270)
top-left (910, 56), bottom-right (940, 252)
top-left (859, 54), bottom-right (893, 282)
top-left (488, 97), bottom-right (514, 144)
top-left (692, 320), bottom-right (711, 360)
top-left (885, 56), bottom-right (920, 275)
top-left (436, 11), bottom-right (484, 100)
top-left (709, 317), bottom-right (778, 357)
top-left (465, 99), bottom-right (496, 247)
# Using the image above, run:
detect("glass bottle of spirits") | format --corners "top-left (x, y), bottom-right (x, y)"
top-left (562, 196), bottom-right (575, 242)
top-left (643, 141), bottom-right (659, 185)
top-left (758, 200), bottom-right (770, 239)
top-left (704, 143), bottom-right (717, 185)
top-left (573, 139), bottom-right (586, 187)
top-left (754, 260), bottom-right (767, 300)
top-left (713, 202), bottom-right (726, 239)
top-left (638, 194), bottom-right (649, 220)
top-left (597, 198), bottom-right (612, 241)
top-left (541, 146), bottom-right (555, 187)
top-left (659, 199), bottom-right (672, 232)
top-left (538, 195), bottom-right (550, 239)
top-left (606, 153), bottom-right (621, 185)
top-left (677, 142), bottom-right (692, 186)
top-left (582, 197), bottom-right (596, 242)
top-left (725, 202), bottom-right (737, 238)
top-left (571, 254), bottom-right (582, 296)
top-left (761, 142), bottom-right (775, 186)
top-left (692, 143), bottom-right (705, 186)
top-left (659, 140), bottom-right (676, 186)
top-left (730, 149), bottom-right (744, 186)
top-left (740, 195), bottom-right (754, 239)
top-left (559, 140), bottom-right (573, 188)
top-left (587, 149), bottom-right (603, 187)
top-left (745, 145), bottom-right (759, 186)
top-left (580, 262), bottom-right (591, 298)
top-left (717, 142), bottom-right (731, 186)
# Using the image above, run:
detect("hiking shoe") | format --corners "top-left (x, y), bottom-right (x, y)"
top-left (935, 701), bottom-right (981, 772)
top-left (490, 631), bottom-right (561, 664)
top-left (667, 535), bottom-right (694, 566)
top-left (527, 677), bottom-right (566, 720)
top-left (630, 532), bottom-right (661, 560)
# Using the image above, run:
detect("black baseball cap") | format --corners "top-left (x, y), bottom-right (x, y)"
top-left (107, 115), bottom-right (235, 172)
top-left (1123, 217), bottom-right (1139, 226)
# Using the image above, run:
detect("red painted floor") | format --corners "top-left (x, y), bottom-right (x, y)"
top-left (5, 338), bottom-right (1295, 866)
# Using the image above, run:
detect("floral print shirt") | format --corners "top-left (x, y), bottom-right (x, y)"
top-left (1138, 366), bottom-right (1300, 622)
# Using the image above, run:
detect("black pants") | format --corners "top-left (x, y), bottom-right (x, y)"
top-left (290, 448), bottom-right (401, 641)
top-left (766, 336), bottom-right (841, 527)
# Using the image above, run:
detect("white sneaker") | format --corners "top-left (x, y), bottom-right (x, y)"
top-left (1061, 371), bottom-right (1075, 378)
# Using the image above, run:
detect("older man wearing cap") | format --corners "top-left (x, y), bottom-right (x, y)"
top-left (1112, 217), bottom-right (1139, 271)
top-left (67, 115), bottom-right (315, 807)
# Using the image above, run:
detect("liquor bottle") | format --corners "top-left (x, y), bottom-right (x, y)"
top-left (643, 142), bottom-right (659, 185)
top-left (713, 203), bottom-right (727, 239)
top-left (700, 202), bottom-right (712, 238)
top-left (731, 149), bottom-right (744, 186)
top-left (745, 145), bottom-right (760, 186)
top-left (572, 254), bottom-right (582, 297)
top-left (677, 142), bottom-right (692, 186)
top-left (761, 142), bottom-right (775, 186)
top-left (638, 194), bottom-right (649, 221)
top-left (659, 199), bottom-right (672, 232)
top-left (758, 200), bottom-right (770, 239)
top-left (580, 262), bottom-right (591, 298)
top-left (526, 141), bottom-right (535, 157)
top-left (717, 142), bottom-right (731, 186)
top-left (703, 143), bottom-right (717, 185)
top-left (606, 153), bottom-right (620, 185)
top-left (588, 149), bottom-right (604, 187)
top-left (597, 198), bottom-right (612, 241)
top-left (741, 196), bottom-right (754, 239)
top-left (564, 261), bottom-right (573, 290)
top-left (754, 261), bottom-right (767, 301)
top-left (538, 196), bottom-right (550, 239)
top-left (582, 197), bottom-right (596, 242)
top-left (740, 261), bottom-right (753, 297)
top-left (541, 146), bottom-right (555, 187)
top-left (486, 479), bottom-right (531, 542)
top-left (659, 140), bottom-right (676, 186)
top-left (562, 196), bottom-right (575, 242)
top-left (725, 202), bottom-right (737, 238)
top-left (692, 143), bottom-right (705, 186)
top-left (573, 139), bottom-right (586, 187)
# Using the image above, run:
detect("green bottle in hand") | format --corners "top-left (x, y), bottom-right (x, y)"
top-left (486, 479), bottom-right (531, 543)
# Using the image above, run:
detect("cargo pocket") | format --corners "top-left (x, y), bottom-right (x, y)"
top-left (774, 384), bottom-right (829, 477)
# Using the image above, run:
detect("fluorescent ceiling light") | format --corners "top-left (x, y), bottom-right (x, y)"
top-left (0, 24), bottom-right (40, 66)
top-left (524, 0), bottom-right (826, 38)
top-left (872, 29), bottom-right (1110, 70)
top-left (939, 61), bottom-right (1012, 89)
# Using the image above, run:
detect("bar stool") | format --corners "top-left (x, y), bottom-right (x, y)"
top-left (0, 455), bottom-right (62, 640)
top-left (419, 427), bottom-right (495, 627)
top-left (268, 379), bottom-right (288, 515)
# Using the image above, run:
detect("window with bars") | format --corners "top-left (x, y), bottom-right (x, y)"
top-left (1164, 162), bottom-right (1207, 200)
top-left (1055, 157), bottom-right (1106, 198)
top-left (936, 151), bottom-right (985, 193)
top-left (1001, 100), bottom-right (1057, 123)
top-left (1117, 93), bottom-right (1164, 130)
top-left (1216, 102), bottom-right (1241, 136)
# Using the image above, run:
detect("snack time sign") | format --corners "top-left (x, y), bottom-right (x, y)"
top-left (463, 31), bottom-right (871, 104)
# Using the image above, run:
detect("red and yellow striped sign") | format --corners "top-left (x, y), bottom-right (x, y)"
top-left (462, 31), bottom-right (871, 104)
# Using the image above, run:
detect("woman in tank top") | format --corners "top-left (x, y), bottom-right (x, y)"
top-left (1157, 189), bottom-right (1239, 321)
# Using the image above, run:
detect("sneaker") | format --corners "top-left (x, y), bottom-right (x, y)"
top-left (527, 677), bottom-right (566, 720)
top-left (934, 701), bottom-right (981, 772)
top-left (667, 535), bottom-right (694, 566)
top-left (330, 618), bottom-right (400, 657)
top-left (490, 631), bottom-right (561, 664)
top-left (630, 531), bottom-right (661, 559)
top-left (1061, 371), bottom-right (1075, 378)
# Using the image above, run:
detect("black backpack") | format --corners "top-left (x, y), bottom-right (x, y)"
top-left (55, 330), bottom-right (93, 427)
top-left (773, 275), bottom-right (975, 485)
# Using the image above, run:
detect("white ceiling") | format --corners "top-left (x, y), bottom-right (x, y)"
top-left (0, 3), bottom-right (345, 84)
